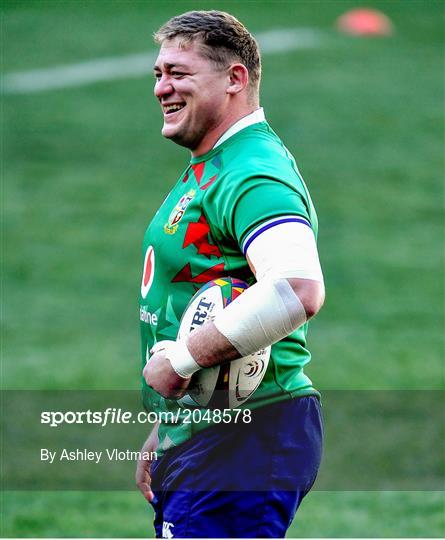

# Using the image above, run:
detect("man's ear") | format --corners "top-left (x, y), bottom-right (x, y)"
top-left (226, 63), bottom-right (249, 95)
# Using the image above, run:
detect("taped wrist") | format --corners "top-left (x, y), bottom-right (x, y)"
top-left (151, 340), bottom-right (200, 379)
top-left (213, 278), bottom-right (307, 357)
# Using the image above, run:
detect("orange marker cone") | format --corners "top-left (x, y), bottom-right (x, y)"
top-left (336, 8), bottom-right (393, 36)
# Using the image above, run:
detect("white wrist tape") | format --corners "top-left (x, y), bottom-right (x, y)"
top-left (213, 278), bottom-right (307, 357)
top-left (151, 340), bottom-right (200, 379)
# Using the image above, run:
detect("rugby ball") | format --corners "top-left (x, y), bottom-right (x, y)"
top-left (176, 277), bottom-right (270, 409)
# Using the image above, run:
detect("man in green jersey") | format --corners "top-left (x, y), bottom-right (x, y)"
top-left (136, 10), bottom-right (325, 538)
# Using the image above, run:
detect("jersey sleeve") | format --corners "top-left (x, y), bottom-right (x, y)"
top-left (203, 173), bottom-right (314, 252)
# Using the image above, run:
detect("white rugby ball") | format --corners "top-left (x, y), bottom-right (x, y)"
top-left (176, 277), bottom-right (270, 409)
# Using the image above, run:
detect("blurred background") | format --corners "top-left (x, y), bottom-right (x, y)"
top-left (2, 0), bottom-right (444, 537)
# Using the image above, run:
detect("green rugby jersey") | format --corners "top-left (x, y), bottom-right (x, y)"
top-left (140, 121), bottom-right (320, 454)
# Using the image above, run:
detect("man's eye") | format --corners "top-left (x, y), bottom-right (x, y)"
top-left (171, 72), bottom-right (185, 78)
top-left (154, 73), bottom-right (162, 80)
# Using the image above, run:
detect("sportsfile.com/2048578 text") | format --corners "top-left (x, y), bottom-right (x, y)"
top-left (40, 408), bottom-right (252, 427)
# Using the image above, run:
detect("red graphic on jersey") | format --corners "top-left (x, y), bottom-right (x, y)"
top-left (141, 245), bottom-right (155, 298)
top-left (172, 263), bottom-right (225, 284)
top-left (200, 175), bottom-right (218, 191)
top-left (182, 170), bottom-right (189, 183)
top-left (183, 214), bottom-right (222, 258)
top-left (191, 162), bottom-right (205, 185)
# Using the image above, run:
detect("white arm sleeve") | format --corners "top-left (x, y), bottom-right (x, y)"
top-left (245, 220), bottom-right (324, 282)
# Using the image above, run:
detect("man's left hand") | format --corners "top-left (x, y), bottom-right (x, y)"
top-left (143, 342), bottom-right (191, 399)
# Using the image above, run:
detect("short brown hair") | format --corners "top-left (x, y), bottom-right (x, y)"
top-left (154, 10), bottom-right (261, 95)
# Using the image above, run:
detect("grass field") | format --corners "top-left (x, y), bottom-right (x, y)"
top-left (2, 0), bottom-right (444, 537)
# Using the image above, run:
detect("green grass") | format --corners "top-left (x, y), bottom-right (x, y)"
top-left (2, 491), bottom-right (444, 538)
top-left (2, 0), bottom-right (444, 537)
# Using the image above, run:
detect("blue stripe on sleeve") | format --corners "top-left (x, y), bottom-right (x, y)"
top-left (242, 216), bottom-right (312, 255)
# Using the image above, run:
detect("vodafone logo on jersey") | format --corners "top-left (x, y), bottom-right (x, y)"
top-left (141, 245), bottom-right (155, 299)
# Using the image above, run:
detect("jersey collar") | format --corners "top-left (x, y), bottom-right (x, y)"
top-left (212, 108), bottom-right (265, 149)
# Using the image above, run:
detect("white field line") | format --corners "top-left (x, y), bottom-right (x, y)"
top-left (2, 28), bottom-right (322, 94)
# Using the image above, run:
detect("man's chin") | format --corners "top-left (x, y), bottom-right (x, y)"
top-left (161, 126), bottom-right (195, 149)
top-left (161, 125), bottom-right (175, 139)
top-left (162, 124), bottom-right (182, 141)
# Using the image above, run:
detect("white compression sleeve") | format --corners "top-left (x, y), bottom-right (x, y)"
top-left (244, 220), bottom-right (323, 282)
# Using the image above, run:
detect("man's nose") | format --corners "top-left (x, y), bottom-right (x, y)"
top-left (154, 75), bottom-right (173, 99)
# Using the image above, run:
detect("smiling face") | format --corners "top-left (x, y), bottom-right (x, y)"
top-left (153, 38), bottom-right (233, 155)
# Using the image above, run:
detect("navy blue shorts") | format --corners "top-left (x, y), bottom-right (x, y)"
top-left (150, 396), bottom-right (323, 538)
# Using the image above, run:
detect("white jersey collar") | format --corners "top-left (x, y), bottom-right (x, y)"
top-left (213, 107), bottom-right (265, 149)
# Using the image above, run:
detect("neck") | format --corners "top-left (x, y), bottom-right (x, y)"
top-left (191, 102), bottom-right (258, 157)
